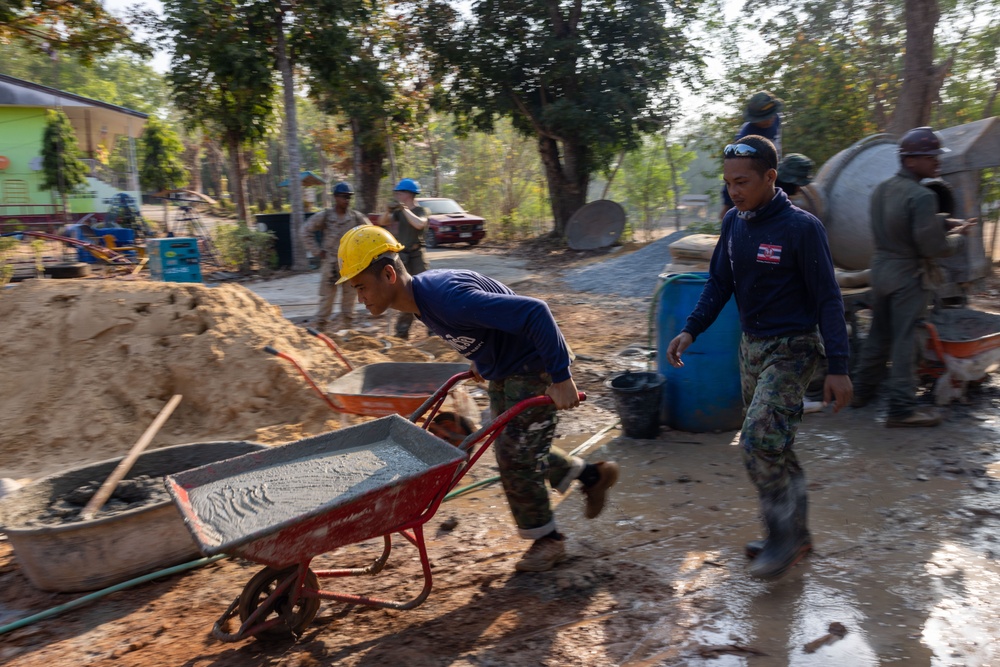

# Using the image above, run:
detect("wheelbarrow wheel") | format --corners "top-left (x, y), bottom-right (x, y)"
top-left (237, 566), bottom-right (320, 640)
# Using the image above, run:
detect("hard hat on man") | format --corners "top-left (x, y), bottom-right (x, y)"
top-left (336, 225), bottom-right (405, 284)
top-left (394, 178), bottom-right (421, 194)
top-left (332, 181), bottom-right (354, 195)
top-left (898, 127), bottom-right (951, 156)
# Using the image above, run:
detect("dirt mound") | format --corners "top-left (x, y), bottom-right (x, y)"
top-left (0, 281), bottom-right (350, 479)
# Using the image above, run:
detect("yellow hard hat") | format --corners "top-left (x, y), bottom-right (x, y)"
top-left (336, 225), bottom-right (405, 284)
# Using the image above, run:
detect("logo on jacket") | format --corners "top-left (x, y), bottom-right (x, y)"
top-left (443, 334), bottom-right (480, 354)
top-left (757, 244), bottom-right (782, 264)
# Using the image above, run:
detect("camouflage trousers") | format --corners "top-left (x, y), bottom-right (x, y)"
top-left (488, 372), bottom-right (584, 539)
top-left (316, 259), bottom-right (356, 327)
top-left (739, 332), bottom-right (823, 495)
top-left (394, 248), bottom-right (429, 337)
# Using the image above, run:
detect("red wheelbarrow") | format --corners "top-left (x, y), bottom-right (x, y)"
top-left (166, 372), bottom-right (585, 642)
top-left (265, 327), bottom-right (470, 417)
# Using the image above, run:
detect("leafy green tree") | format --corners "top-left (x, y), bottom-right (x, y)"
top-left (0, 0), bottom-right (149, 64)
top-left (163, 0), bottom-right (275, 225)
top-left (301, 0), bottom-right (420, 213)
top-left (0, 42), bottom-right (169, 114)
top-left (139, 116), bottom-right (189, 231)
top-left (420, 0), bottom-right (704, 236)
top-left (611, 136), bottom-right (694, 239)
top-left (40, 110), bottom-right (89, 220)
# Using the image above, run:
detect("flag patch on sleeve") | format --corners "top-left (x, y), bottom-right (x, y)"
top-left (757, 244), bottom-right (782, 264)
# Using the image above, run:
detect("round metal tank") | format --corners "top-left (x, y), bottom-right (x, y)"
top-left (811, 134), bottom-right (898, 270)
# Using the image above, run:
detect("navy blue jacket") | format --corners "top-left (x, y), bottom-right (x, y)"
top-left (412, 270), bottom-right (573, 382)
top-left (682, 189), bottom-right (850, 375)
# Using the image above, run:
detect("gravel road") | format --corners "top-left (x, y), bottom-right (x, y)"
top-left (562, 230), bottom-right (692, 298)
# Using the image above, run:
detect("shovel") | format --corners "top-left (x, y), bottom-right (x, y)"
top-left (78, 394), bottom-right (183, 521)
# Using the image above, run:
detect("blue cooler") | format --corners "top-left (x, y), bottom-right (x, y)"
top-left (148, 237), bottom-right (202, 283)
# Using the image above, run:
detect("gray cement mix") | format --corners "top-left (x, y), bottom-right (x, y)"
top-left (187, 440), bottom-right (428, 547)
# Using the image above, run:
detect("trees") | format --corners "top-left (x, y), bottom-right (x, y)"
top-left (421, 0), bottom-right (703, 236)
top-left (39, 110), bottom-right (88, 221)
top-left (0, 0), bottom-right (148, 64)
top-left (163, 0), bottom-right (275, 226)
top-left (139, 116), bottom-right (189, 231)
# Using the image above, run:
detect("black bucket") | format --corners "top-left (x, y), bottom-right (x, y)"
top-left (605, 371), bottom-right (665, 439)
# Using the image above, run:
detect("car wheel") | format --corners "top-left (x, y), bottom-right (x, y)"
top-left (468, 239), bottom-right (480, 247)
top-left (425, 229), bottom-right (438, 249)
top-left (44, 263), bottom-right (91, 279)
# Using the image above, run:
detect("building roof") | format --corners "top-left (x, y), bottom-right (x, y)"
top-left (0, 73), bottom-right (149, 155)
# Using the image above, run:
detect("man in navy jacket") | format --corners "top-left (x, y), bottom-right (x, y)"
top-left (667, 135), bottom-right (853, 579)
top-left (337, 225), bottom-right (619, 573)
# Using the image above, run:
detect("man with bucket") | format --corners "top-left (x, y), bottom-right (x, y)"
top-left (666, 135), bottom-right (853, 580)
top-left (336, 224), bottom-right (619, 573)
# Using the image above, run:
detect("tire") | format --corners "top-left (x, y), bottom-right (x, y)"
top-left (468, 239), bottom-right (480, 247)
top-left (237, 566), bottom-right (320, 641)
top-left (425, 228), bottom-right (438, 249)
top-left (44, 263), bottom-right (91, 279)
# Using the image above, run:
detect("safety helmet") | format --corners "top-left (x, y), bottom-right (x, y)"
top-left (393, 178), bottom-right (421, 194)
top-left (777, 153), bottom-right (815, 187)
top-left (898, 127), bottom-right (950, 156)
top-left (336, 225), bottom-right (405, 285)
top-left (332, 181), bottom-right (354, 195)
top-left (744, 91), bottom-right (784, 123)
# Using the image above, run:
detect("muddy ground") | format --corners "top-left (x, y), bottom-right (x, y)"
top-left (3, 240), bottom-right (1000, 666)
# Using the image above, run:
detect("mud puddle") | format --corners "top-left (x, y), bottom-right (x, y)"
top-left (561, 396), bottom-right (1000, 666)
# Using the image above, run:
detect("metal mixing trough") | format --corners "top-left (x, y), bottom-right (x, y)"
top-left (0, 441), bottom-right (265, 592)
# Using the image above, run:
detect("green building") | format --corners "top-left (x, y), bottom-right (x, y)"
top-left (0, 73), bottom-right (148, 228)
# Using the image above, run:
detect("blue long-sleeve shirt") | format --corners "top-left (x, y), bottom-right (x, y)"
top-left (682, 188), bottom-right (850, 375)
top-left (412, 270), bottom-right (573, 382)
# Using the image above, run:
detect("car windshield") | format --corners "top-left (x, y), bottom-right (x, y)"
top-left (419, 199), bottom-right (464, 214)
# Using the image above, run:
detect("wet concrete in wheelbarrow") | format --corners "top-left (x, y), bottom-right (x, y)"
top-left (4, 379), bottom-right (1000, 666)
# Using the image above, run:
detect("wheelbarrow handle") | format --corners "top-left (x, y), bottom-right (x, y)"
top-left (408, 370), bottom-right (476, 423)
top-left (306, 327), bottom-right (355, 372)
top-left (457, 391), bottom-right (587, 452)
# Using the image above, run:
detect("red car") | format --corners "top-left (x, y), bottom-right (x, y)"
top-left (416, 198), bottom-right (486, 248)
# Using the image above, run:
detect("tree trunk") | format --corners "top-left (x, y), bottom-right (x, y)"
top-left (600, 150), bottom-right (626, 200)
top-left (537, 136), bottom-right (588, 237)
top-left (352, 116), bottom-right (385, 215)
top-left (665, 137), bottom-right (683, 231)
top-left (888, 0), bottom-right (941, 136)
top-left (274, 8), bottom-right (308, 270)
top-left (225, 132), bottom-right (250, 226)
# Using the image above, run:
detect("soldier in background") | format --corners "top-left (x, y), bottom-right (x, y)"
top-left (302, 181), bottom-right (370, 331)
top-left (851, 127), bottom-right (976, 426)
top-left (380, 178), bottom-right (429, 340)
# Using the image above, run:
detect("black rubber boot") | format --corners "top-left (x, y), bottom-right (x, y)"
top-left (745, 471), bottom-right (812, 559)
top-left (747, 475), bottom-right (812, 579)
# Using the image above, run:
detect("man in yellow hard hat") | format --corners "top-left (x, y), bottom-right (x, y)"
top-left (337, 225), bottom-right (619, 573)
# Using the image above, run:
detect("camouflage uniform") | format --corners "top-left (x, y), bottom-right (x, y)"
top-left (739, 332), bottom-right (823, 494)
top-left (389, 205), bottom-right (430, 337)
top-left (302, 208), bottom-right (370, 328)
top-left (487, 372), bottom-right (584, 539)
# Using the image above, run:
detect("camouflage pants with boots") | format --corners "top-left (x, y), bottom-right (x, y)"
top-left (315, 259), bottom-right (356, 330)
top-left (488, 372), bottom-right (585, 540)
top-left (738, 332), bottom-right (821, 579)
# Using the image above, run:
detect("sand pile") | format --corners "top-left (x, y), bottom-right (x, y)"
top-left (0, 281), bottom-right (351, 479)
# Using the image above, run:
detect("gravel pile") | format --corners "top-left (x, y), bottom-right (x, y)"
top-left (562, 230), bottom-right (691, 298)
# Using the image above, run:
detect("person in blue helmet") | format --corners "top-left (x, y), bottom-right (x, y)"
top-left (302, 181), bottom-right (371, 330)
top-left (720, 91), bottom-right (784, 220)
top-left (379, 178), bottom-right (430, 339)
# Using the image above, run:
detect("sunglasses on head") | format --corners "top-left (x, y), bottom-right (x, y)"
top-left (724, 143), bottom-right (759, 158)
top-left (335, 193), bottom-right (352, 198)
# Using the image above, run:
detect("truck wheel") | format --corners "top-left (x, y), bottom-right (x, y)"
top-left (425, 229), bottom-right (438, 249)
top-left (44, 263), bottom-right (91, 279)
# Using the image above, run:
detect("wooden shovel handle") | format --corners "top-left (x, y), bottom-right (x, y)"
top-left (79, 394), bottom-right (183, 521)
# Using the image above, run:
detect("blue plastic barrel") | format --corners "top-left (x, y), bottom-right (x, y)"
top-left (657, 273), bottom-right (743, 432)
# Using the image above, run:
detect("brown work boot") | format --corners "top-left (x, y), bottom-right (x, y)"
top-left (886, 407), bottom-right (942, 428)
top-left (514, 536), bottom-right (566, 572)
top-left (582, 462), bottom-right (619, 519)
